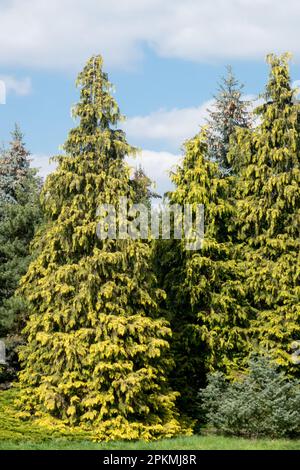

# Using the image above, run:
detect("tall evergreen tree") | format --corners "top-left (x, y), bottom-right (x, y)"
top-left (17, 56), bottom-right (184, 441)
top-left (0, 125), bottom-right (32, 206)
top-left (163, 130), bottom-right (250, 418)
top-left (206, 66), bottom-right (251, 173)
top-left (0, 127), bottom-right (42, 336)
top-left (154, 69), bottom-right (252, 420)
top-left (230, 53), bottom-right (300, 374)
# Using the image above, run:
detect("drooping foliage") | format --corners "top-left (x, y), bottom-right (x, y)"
top-left (154, 129), bottom-right (251, 421)
top-left (17, 56), bottom-right (185, 441)
top-left (229, 53), bottom-right (300, 374)
top-left (0, 51), bottom-right (298, 440)
top-left (153, 68), bottom-right (252, 420)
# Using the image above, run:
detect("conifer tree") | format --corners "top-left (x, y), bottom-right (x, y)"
top-left (18, 56), bottom-right (183, 441)
top-left (0, 127), bottom-right (42, 338)
top-left (0, 125), bottom-right (33, 206)
top-left (154, 69), bottom-right (252, 419)
top-left (130, 165), bottom-right (161, 209)
top-left (206, 66), bottom-right (251, 173)
top-left (154, 130), bottom-right (251, 419)
top-left (230, 53), bottom-right (300, 374)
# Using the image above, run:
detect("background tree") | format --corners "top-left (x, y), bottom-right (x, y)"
top-left (0, 126), bottom-right (34, 206)
top-left (229, 53), bottom-right (300, 374)
top-left (206, 66), bottom-right (251, 174)
top-left (17, 55), bottom-right (185, 441)
top-left (154, 68), bottom-right (252, 421)
top-left (130, 165), bottom-right (161, 209)
top-left (154, 130), bottom-right (251, 423)
top-left (0, 127), bottom-right (42, 383)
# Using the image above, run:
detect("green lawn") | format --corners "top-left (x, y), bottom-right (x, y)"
top-left (1, 435), bottom-right (300, 450)
top-left (1, 388), bottom-right (300, 450)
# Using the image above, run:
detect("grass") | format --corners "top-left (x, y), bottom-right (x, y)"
top-left (1, 435), bottom-right (300, 450)
top-left (1, 389), bottom-right (300, 450)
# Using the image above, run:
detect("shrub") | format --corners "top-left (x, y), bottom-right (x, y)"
top-left (0, 388), bottom-right (93, 442)
top-left (200, 356), bottom-right (300, 438)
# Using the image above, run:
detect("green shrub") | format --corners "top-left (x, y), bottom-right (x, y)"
top-left (200, 356), bottom-right (300, 438)
top-left (0, 388), bottom-right (93, 442)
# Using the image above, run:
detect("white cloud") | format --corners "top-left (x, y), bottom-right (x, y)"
top-left (31, 150), bottom-right (179, 195)
top-left (0, 75), bottom-right (31, 95)
top-left (292, 80), bottom-right (300, 101)
top-left (124, 100), bottom-right (213, 150)
top-left (31, 154), bottom-right (57, 178)
top-left (127, 150), bottom-right (180, 196)
top-left (124, 94), bottom-right (257, 150)
top-left (0, 1), bottom-right (299, 70)
top-left (31, 92), bottom-right (257, 191)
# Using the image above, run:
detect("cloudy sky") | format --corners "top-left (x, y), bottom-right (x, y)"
top-left (0, 0), bottom-right (300, 194)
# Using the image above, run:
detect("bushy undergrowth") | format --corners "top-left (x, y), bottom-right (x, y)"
top-left (0, 387), bottom-right (93, 442)
top-left (200, 356), bottom-right (300, 438)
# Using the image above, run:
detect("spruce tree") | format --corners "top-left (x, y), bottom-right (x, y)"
top-left (230, 53), bottom-right (300, 374)
top-left (18, 56), bottom-right (183, 441)
top-left (206, 66), bottom-right (251, 173)
top-left (0, 127), bottom-right (42, 382)
top-left (0, 125), bottom-right (33, 206)
top-left (0, 127), bottom-right (42, 336)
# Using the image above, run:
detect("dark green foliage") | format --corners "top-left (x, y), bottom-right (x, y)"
top-left (0, 127), bottom-right (42, 321)
top-left (153, 236), bottom-right (202, 419)
top-left (200, 355), bottom-right (300, 438)
top-left (154, 130), bottom-right (251, 424)
top-left (153, 68), bottom-right (253, 422)
top-left (0, 127), bottom-right (42, 382)
top-left (0, 203), bottom-right (42, 335)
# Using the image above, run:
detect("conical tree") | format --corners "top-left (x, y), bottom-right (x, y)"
top-left (155, 129), bottom-right (251, 420)
top-left (0, 127), bottom-right (42, 382)
top-left (18, 56), bottom-right (183, 441)
top-left (0, 125), bottom-right (34, 207)
top-left (130, 165), bottom-right (161, 209)
top-left (206, 66), bottom-right (251, 174)
top-left (154, 69), bottom-right (252, 420)
top-left (230, 53), bottom-right (300, 374)
top-left (0, 126), bottom-right (42, 329)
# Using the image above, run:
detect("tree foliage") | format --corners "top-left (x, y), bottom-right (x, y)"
top-left (154, 69), bottom-right (252, 420)
top-left (230, 53), bottom-right (300, 374)
top-left (206, 66), bottom-right (251, 174)
top-left (170, 131), bottom-right (250, 400)
top-left (130, 165), bottom-right (161, 209)
top-left (17, 56), bottom-right (186, 441)
top-left (0, 126), bottom-right (42, 338)
top-left (200, 355), bottom-right (300, 438)
top-left (1, 52), bottom-right (298, 440)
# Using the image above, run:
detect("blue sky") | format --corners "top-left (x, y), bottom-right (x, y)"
top-left (0, 0), bottom-right (300, 194)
